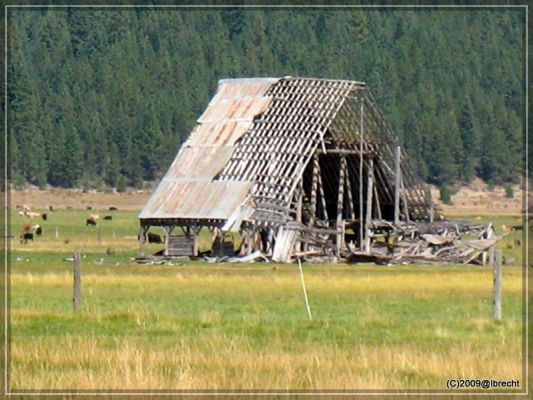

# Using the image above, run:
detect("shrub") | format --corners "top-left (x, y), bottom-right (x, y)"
top-left (505, 185), bottom-right (514, 199)
top-left (439, 184), bottom-right (452, 205)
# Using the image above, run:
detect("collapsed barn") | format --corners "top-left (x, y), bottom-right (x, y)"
top-left (138, 77), bottom-right (498, 264)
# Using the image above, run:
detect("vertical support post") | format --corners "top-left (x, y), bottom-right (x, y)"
top-left (394, 145), bottom-right (401, 225)
top-left (139, 225), bottom-right (147, 257)
top-left (344, 165), bottom-right (356, 221)
top-left (163, 226), bottom-right (170, 256)
top-left (364, 158), bottom-right (374, 253)
top-left (310, 155), bottom-right (318, 226)
top-left (429, 201), bottom-right (434, 223)
top-left (73, 251), bottom-right (81, 311)
top-left (296, 181), bottom-right (303, 223)
top-left (97, 225), bottom-right (101, 244)
top-left (493, 249), bottom-right (502, 321)
top-left (359, 97), bottom-right (364, 250)
top-left (193, 226), bottom-right (199, 257)
top-left (373, 184), bottom-right (382, 220)
top-left (317, 163), bottom-right (329, 223)
top-left (337, 156), bottom-right (347, 254)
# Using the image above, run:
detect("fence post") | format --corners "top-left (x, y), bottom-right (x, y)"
top-left (493, 249), bottom-right (502, 321)
top-left (73, 251), bottom-right (81, 311)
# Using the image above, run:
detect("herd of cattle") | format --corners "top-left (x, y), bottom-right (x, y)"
top-left (16, 205), bottom-right (121, 244)
top-left (15, 205), bottom-right (163, 244)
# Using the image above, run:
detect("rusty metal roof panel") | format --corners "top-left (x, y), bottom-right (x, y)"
top-left (139, 180), bottom-right (252, 220)
top-left (166, 146), bottom-right (233, 179)
top-left (187, 121), bottom-right (253, 147)
top-left (140, 78), bottom-right (280, 221)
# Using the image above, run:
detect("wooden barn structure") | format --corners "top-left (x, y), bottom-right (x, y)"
top-left (139, 77), bottom-right (434, 262)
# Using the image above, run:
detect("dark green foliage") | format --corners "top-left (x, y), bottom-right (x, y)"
top-left (7, 8), bottom-right (524, 188)
top-left (439, 184), bottom-right (452, 205)
top-left (505, 185), bottom-right (514, 199)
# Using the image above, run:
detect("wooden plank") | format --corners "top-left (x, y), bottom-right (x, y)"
top-left (72, 251), bottom-right (81, 311)
top-left (310, 155), bottom-right (318, 225)
top-left (337, 156), bottom-right (347, 254)
top-left (394, 145), bottom-right (401, 224)
top-left (364, 158), bottom-right (374, 253)
top-left (359, 97), bottom-right (364, 250)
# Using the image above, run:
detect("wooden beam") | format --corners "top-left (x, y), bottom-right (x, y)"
top-left (364, 158), bottom-right (374, 253)
top-left (373, 183), bottom-right (382, 220)
top-left (344, 162), bottom-right (356, 221)
top-left (309, 155), bottom-right (318, 226)
top-left (337, 156), bottom-right (347, 254)
top-left (359, 98), bottom-right (364, 250)
top-left (163, 226), bottom-right (170, 256)
top-left (394, 145), bottom-right (401, 224)
top-left (317, 163), bottom-right (329, 223)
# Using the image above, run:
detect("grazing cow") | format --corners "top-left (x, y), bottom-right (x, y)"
top-left (41, 213), bottom-right (48, 221)
top-left (87, 206), bottom-right (92, 210)
top-left (20, 233), bottom-right (33, 243)
top-left (23, 211), bottom-right (41, 219)
top-left (49, 205), bottom-right (54, 212)
top-left (109, 206), bottom-right (118, 211)
top-left (511, 225), bottom-right (523, 231)
top-left (86, 214), bottom-right (99, 226)
top-left (32, 225), bottom-right (42, 236)
top-left (103, 215), bottom-right (113, 221)
top-left (22, 223), bottom-right (31, 233)
top-left (147, 232), bottom-right (163, 243)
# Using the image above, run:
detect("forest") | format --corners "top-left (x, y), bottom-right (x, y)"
top-left (6, 6), bottom-right (525, 190)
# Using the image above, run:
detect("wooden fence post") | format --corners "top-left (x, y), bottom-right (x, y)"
top-left (73, 251), bottom-right (81, 311)
top-left (493, 249), bottom-right (502, 321)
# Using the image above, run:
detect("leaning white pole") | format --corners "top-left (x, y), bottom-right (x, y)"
top-left (297, 258), bottom-right (312, 321)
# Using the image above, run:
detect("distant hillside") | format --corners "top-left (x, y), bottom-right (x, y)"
top-left (7, 7), bottom-right (525, 189)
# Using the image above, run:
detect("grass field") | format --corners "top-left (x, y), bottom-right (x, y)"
top-left (8, 209), bottom-right (526, 391)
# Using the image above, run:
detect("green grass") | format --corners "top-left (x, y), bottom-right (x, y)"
top-left (8, 210), bottom-right (526, 390)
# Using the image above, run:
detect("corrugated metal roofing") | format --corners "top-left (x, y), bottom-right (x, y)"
top-left (139, 78), bottom-right (278, 220)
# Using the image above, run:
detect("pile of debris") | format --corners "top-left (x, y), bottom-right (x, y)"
top-left (346, 220), bottom-right (499, 265)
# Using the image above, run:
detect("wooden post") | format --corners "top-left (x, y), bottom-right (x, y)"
top-left (163, 226), bottom-right (170, 256)
top-left (373, 184), bottom-right (382, 220)
top-left (359, 98), bottom-right (364, 250)
top-left (55, 227), bottom-right (58, 239)
top-left (493, 249), bottom-right (502, 321)
top-left (337, 156), bottom-right (346, 254)
top-left (364, 158), bottom-right (374, 253)
top-left (317, 164), bottom-right (329, 223)
top-left (309, 155), bottom-right (318, 226)
top-left (73, 251), bottom-right (81, 311)
top-left (394, 145), bottom-right (401, 225)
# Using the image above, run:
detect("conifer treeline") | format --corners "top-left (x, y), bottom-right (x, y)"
top-left (7, 7), bottom-right (524, 189)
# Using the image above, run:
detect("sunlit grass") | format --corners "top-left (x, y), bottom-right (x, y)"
top-left (9, 210), bottom-right (525, 390)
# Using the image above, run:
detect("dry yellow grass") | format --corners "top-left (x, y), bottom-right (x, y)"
top-left (10, 264), bottom-right (523, 391)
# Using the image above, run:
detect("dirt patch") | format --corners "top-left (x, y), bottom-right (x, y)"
top-left (10, 188), bottom-right (151, 211)
top-left (431, 182), bottom-right (524, 217)
top-left (10, 179), bottom-right (526, 216)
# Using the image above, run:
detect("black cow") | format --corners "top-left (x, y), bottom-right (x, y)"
top-left (41, 213), bottom-right (47, 221)
top-left (103, 215), bottom-right (113, 221)
top-left (86, 218), bottom-right (97, 226)
top-left (109, 206), bottom-right (118, 211)
top-left (20, 233), bottom-right (33, 243)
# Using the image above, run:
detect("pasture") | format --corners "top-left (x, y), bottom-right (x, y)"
top-left (8, 208), bottom-right (525, 391)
